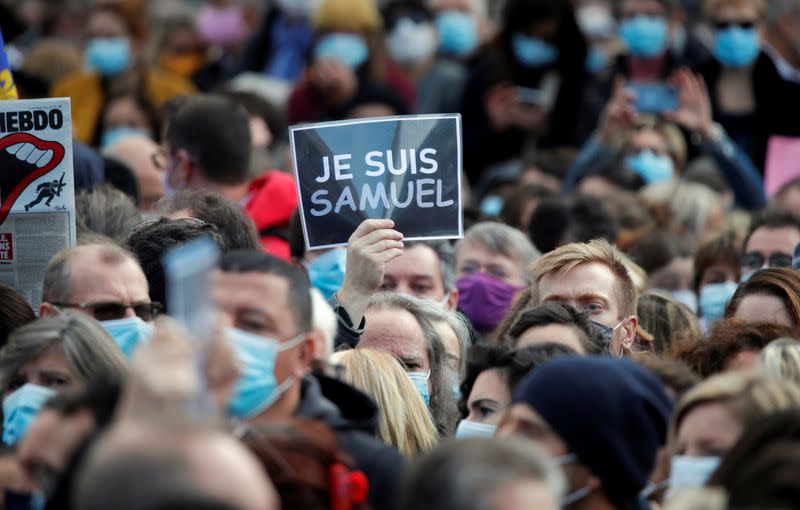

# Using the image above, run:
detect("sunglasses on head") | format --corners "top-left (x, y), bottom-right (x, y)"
top-left (739, 252), bottom-right (793, 271)
top-left (714, 21), bottom-right (756, 30)
top-left (131, 217), bottom-right (205, 234)
top-left (51, 301), bottom-right (163, 321)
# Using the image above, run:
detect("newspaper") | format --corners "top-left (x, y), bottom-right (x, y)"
top-left (0, 98), bottom-right (75, 309)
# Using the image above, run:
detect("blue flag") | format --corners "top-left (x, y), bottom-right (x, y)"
top-left (0, 27), bottom-right (18, 100)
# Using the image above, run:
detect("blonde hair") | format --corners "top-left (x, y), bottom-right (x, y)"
top-left (330, 349), bottom-right (439, 457)
top-left (628, 116), bottom-right (688, 169)
top-left (640, 180), bottom-right (722, 246)
top-left (703, 0), bottom-right (767, 18)
top-left (668, 371), bottom-right (800, 452)
top-left (313, 0), bottom-right (382, 32)
top-left (663, 487), bottom-right (728, 510)
top-left (759, 338), bottom-right (800, 385)
top-left (530, 239), bottom-right (638, 318)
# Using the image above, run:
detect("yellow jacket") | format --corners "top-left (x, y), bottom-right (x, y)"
top-left (51, 68), bottom-right (195, 144)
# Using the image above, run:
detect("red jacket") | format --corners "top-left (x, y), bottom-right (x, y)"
top-left (244, 171), bottom-right (298, 261)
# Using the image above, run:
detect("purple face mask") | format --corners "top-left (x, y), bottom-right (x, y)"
top-left (456, 273), bottom-right (526, 333)
top-left (196, 6), bottom-right (249, 46)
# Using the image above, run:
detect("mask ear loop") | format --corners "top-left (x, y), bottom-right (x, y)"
top-left (611, 318), bottom-right (629, 359)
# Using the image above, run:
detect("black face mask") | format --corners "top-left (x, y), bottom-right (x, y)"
top-left (591, 319), bottom-right (624, 358)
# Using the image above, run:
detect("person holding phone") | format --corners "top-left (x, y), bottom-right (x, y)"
top-left (459, 0), bottom-right (587, 184)
top-left (578, 0), bottom-right (684, 140)
top-left (563, 71), bottom-right (766, 211)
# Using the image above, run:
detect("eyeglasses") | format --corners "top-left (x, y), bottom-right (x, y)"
top-left (131, 217), bottom-right (205, 234)
top-left (713, 21), bottom-right (756, 30)
top-left (151, 149), bottom-right (170, 171)
top-left (51, 301), bottom-right (163, 321)
top-left (739, 252), bottom-right (793, 271)
top-left (151, 148), bottom-right (193, 171)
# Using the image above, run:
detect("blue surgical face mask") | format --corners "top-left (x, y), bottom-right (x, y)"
top-left (479, 195), bottom-right (503, 217)
top-left (455, 419), bottom-right (496, 438)
top-left (671, 289), bottom-right (698, 314)
top-left (85, 37), bottom-right (132, 76)
top-left (713, 26), bottom-right (759, 68)
top-left (435, 10), bottom-right (479, 58)
top-left (227, 327), bottom-right (307, 419)
top-left (306, 248), bottom-right (347, 300)
top-left (162, 157), bottom-right (185, 199)
top-left (101, 317), bottom-right (154, 359)
top-left (3, 384), bottom-right (56, 445)
top-left (314, 33), bottom-right (369, 70)
top-left (100, 126), bottom-right (151, 150)
top-left (619, 16), bottom-right (668, 57)
top-left (512, 33), bottom-right (559, 68)
top-left (699, 281), bottom-right (738, 321)
top-left (739, 271), bottom-right (754, 284)
top-left (586, 46), bottom-right (609, 73)
top-left (407, 370), bottom-right (430, 406)
top-left (624, 150), bottom-right (674, 184)
top-left (452, 383), bottom-right (462, 402)
top-left (668, 455), bottom-right (721, 497)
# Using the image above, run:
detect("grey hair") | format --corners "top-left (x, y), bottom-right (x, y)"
top-left (43, 244), bottom-right (138, 303)
top-left (401, 437), bottom-right (565, 510)
top-left (75, 185), bottom-right (144, 245)
top-left (420, 305), bottom-right (471, 378)
top-left (407, 240), bottom-right (457, 292)
top-left (457, 222), bottom-right (540, 282)
top-left (0, 310), bottom-right (127, 392)
top-left (760, 338), bottom-right (800, 386)
top-left (368, 292), bottom-right (460, 437)
top-left (767, 0), bottom-right (800, 25)
top-left (640, 180), bottom-right (721, 243)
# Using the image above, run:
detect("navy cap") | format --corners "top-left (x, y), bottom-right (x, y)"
top-left (513, 356), bottom-right (673, 507)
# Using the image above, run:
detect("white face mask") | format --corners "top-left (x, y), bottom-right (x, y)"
top-left (576, 5), bottom-right (616, 39)
top-left (556, 453), bottom-right (594, 506)
top-left (275, 0), bottom-right (320, 18)
top-left (455, 419), bottom-right (496, 439)
top-left (386, 17), bottom-right (437, 64)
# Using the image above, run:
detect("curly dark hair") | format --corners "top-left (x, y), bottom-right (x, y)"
top-left (125, 218), bottom-right (226, 310)
top-left (671, 319), bottom-right (800, 378)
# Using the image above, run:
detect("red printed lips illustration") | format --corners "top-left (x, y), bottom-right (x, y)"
top-left (0, 133), bottom-right (65, 225)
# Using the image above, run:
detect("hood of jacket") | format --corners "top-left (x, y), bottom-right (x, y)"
top-left (295, 373), bottom-right (379, 436)
top-left (244, 170), bottom-right (298, 260)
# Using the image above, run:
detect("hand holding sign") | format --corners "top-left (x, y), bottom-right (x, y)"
top-left (291, 114), bottom-right (462, 250)
top-left (337, 219), bottom-right (404, 328)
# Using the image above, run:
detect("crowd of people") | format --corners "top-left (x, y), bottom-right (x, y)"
top-left (2, 0), bottom-right (800, 508)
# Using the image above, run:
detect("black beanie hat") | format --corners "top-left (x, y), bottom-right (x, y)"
top-left (512, 356), bottom-right (673, 507)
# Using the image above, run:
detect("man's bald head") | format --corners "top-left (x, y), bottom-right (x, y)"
top-left (40, 244), bottom-right (150, 319)
top-left (104, 136), bottom-right (164, 211)
top-left (76, 422), bottom-right (278, 510)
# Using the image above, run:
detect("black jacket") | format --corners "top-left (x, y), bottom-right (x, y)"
top-left (295, 374), bottom-right (406, 510)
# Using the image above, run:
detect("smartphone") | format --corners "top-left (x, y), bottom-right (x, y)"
top-left (626, 82), bottom-right (679, 114)
top-left (516, 86), bottom-right (547, 106)
top-left (162, 236), bottom-right (220, 344)
top-left (162, 236), bottom-right (220, 417)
